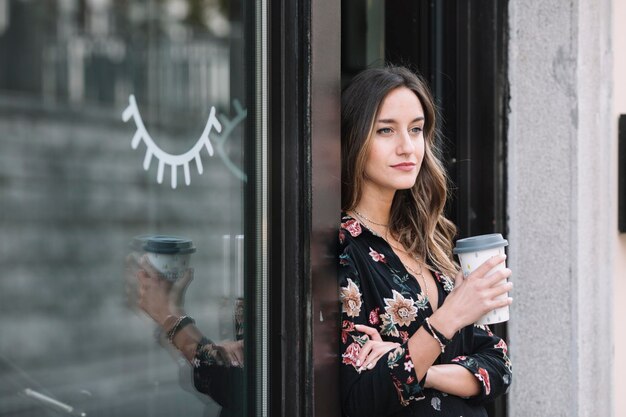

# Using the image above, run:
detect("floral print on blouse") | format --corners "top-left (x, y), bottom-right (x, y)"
top-left (339, 214), bottom-right (512, 417)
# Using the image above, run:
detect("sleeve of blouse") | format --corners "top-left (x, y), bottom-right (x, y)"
top-left (338, 230), bottom-right (427, 417)
top-left (449, 324), bottom-right (513, 405)
top-left (192, 339), bottom-right (244, 412)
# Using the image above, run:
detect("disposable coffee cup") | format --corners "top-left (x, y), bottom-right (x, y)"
top-left (131, 235), bottom-right (196, 282)
top-left (453, 234), bottom-right (509, 325)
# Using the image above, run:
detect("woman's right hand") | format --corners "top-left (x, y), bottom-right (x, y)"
top-left (136, 256), bottom-right (194, 327)
top-left (353, 324), bottom-right (400, 373)
top-left (432, 254), bottom-right (513, 337)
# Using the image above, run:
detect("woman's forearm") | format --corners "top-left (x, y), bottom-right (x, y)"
top-left (171, 324), bottom-right (204, 362)
top-left (424, 364), bottom-right (481, 397)
top-left (407, 307), bottom-right (463, 381)
top-left (406, 326), bottom-right (446, 381)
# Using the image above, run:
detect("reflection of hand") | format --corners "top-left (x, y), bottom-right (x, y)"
top-left (215, 339), bottom-right (244, 367)
top-left (353, 324), bottom-right (400, 372)
top-left (136, 255), bottom-right (194, 326)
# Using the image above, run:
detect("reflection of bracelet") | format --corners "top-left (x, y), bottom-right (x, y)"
top-left (154, 315), bottom-right (179, 345)
top-left (424, 317), bottom-right (451, 353)
top-left (166, 315), bottom-right (195, 344)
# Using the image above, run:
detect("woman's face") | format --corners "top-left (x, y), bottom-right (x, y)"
top-left (362, 87), bottom-right (425, 198)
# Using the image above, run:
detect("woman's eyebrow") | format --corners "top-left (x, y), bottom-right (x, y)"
top-left (377, 116), bottom-right (425, 123)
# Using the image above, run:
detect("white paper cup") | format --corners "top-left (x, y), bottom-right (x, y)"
top-left (132, 235), bottom-right (196, 282)
top-left (453, 234), bottom-right (509, 325)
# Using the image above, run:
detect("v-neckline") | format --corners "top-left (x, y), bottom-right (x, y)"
top-left (345, 213), bottom-right (443, 312)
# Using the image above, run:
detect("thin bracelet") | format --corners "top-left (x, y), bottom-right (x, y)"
top-left (427, 318), bottom-right (452, 345)
top-left (424, 317), bottom-right (448, 353)
top-left (154, 315), bottom-right (178, 345)
top-left (166, 315), bottom-right (195, 344)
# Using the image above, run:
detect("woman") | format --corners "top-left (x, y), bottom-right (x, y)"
top-left (339, 66), bottom-right (513, 417)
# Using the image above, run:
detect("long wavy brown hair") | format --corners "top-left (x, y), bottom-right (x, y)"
top-left (341, 66), bottom-right (458, 276)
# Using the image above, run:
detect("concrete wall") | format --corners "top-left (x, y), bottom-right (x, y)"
top-left (507, 0), bottom-right (613, 415)
top-left (613, 0), bottom-right (626, 415)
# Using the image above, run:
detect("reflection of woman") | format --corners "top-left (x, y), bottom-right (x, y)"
top-left (128, 256), bottom-right (243, 417)
top-left (338, 67), bottom-right (513, 417)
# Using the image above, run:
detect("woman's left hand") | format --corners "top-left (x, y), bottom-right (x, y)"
top-left (354, 324), bottom-right (400, 372)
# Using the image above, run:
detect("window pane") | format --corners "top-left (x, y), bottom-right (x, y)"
top-left (0, 1), bottom-right (255, 416)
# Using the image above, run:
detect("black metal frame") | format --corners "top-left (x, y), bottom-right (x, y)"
top-left (267, 0), bottom-right (314, 415)
top-left (617, 114), bottom-right (626, 233)
top-left (242, 0), bottom-right (258, 413)
top-left (245, 0), bottom-right (306, 412)
top-left (264, 0), bottom-right (342, 414)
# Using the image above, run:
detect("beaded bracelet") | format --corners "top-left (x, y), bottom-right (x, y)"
top-left (166, 315), bottom-right (195, 344)
top-left (424, 317), bottom-right (451, 353)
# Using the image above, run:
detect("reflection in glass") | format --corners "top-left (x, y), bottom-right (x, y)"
top-left (0, 1), bottom-right (249, 416)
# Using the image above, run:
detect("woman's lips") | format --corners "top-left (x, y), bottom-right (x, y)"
top-left (391, 162), bottom-right (416, 171)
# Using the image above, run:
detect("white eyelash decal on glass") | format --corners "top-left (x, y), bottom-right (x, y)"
top-left (122, 94), bottom-right (222, 189)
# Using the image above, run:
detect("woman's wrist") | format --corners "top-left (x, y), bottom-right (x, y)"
top-left (157, 309), bottom-right (186, 329)
top-left (428, 308), bottom-right (462, 340)
top-left (423, 365), bottom-right (436, 389)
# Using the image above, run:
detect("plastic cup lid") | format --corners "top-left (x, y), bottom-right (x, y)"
top-left (131, 235), bottom-right (196, 255)
top-left (452, 233), bottom-right (508, 254)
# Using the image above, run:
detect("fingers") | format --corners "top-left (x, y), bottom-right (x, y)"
top-left (356, 339), bottom-right (374, 368)
top-left (136, 269), bottom-right (173, 299)
top-left (484, 267), bottom-right (512, 287)
top-left (356, 341), bottom-right (400, 372)
top-left (172, 268), bottom-right (194, 291)
top-left (181, 268), bottom-right (194, 284)
top-left (125, 252), bottom-right (141, 269)
top-left (234, 341), bottom-right (244, 366)
top-left (354, 324), bottom-right (382, 341)
top-left (453, 269), bottom-right (465, 286)
top-left (137, 269), bottom-right (151, 285)
top-left (230, 350), bottom-right (242, 368)
top-left (469, 254), bottom-right (507, 280)
top-left (216, 341), bottom-right (245, 368)
top-left (139, 255), bottom-right (163, 279)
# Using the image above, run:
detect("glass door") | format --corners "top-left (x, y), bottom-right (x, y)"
top-left (0, 0), bottom-right (265, 416)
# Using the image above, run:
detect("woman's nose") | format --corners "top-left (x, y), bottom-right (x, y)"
top-left (397, 130), bottom-right (415, 153)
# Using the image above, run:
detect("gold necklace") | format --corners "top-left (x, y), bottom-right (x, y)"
top-left (402, 255), bottom-right (429, 303)
top-left (353, 209), bottom-right (389, 227)
top-left (383, 230), bottom-right (430, 303)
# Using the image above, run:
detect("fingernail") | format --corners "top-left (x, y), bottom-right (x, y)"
top-left (356, 360), bottom-right (361, 367)
top-left (367, 362), bottom-right (374, 369)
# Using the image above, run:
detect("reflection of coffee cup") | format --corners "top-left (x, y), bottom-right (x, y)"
top-left (131, 235), bottom-right (196, 282)
top-left (453, 234), bottom-right (509, 325)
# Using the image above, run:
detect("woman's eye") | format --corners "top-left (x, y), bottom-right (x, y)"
top-left (410, 126), bottom-right (424, 134)
top-left (377, 127), bottom-right (393, 135)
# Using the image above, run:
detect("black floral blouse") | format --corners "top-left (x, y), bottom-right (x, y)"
top-left (338, 214), bottom-right (512, 417)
